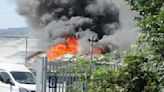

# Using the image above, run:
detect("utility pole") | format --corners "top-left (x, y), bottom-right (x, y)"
top-left (89, 36), bottom-right (98, 62)
top-left (25, 37), bottom-right (28, 66)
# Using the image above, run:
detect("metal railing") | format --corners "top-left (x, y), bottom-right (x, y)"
top-left (36, 58), bottom-right (121, 92)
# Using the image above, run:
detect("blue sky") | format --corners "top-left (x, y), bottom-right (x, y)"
top-left (0, 0), bottom-right (26, 29)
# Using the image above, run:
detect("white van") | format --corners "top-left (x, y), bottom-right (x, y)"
top-left (0, 63), bottom-right (36, 92)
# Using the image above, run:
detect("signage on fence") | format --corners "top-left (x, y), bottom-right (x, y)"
top-left (48, 76), bottom-right (57, 88)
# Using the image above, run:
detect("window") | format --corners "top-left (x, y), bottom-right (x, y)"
top-left (10, 72), bottom-right (35, 84)
top-left (0, 71), bottom-right (11, 84)
top-left (0, 74), bottom-right (2, 81)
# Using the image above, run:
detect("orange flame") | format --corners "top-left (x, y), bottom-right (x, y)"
top-left (93, 48), bottom-right (105, 54)
top-left (47, 38), bottom-right (79, 61)
top-left (47, 37), bottom-right (105, 61)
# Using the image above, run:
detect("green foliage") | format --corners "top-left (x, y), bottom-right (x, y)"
top-left (126, 0), bottom-right (164, 55)
top-left (74, 0), bottom-right (164, 92)
top-left (74, 59), bottom-right (124, 92)
top-left (122, 0), bottom-right (164, 91)
top-left (120, 55), bottom-right (164, 92)
top-left (125, 0), bottom-right (163, 16)
top-left (138, 11), bottom-right (164, 55)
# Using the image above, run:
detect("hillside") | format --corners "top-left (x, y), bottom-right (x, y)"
top-left (0, 27), bottom-right (28, 37)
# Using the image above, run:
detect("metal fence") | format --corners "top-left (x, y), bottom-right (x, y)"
top-left (47, 61), bottom-right (121, 92)
top-left (36, 58), bottom-right (121, 92)
top-left (47, 61), bottom-right (78, 92)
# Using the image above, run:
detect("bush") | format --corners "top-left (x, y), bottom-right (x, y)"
top-left (75, 0), bottom-right (164, 91)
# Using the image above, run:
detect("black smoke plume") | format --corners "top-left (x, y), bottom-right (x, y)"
top-left (16, 0), bottom-right (137, 53)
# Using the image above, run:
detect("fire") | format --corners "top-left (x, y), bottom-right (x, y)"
top-left (47, 37), bottom-right (79, 61)
top-left (93, 48), bottom-right (105, 54)
top-left (65, 37), bottom-right (79, 53)
top-left (47, 37), bottom-right (105, 61)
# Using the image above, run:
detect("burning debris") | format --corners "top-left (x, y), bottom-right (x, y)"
top-left (16, 0), bottom-right (137, 61)
top-left (47, 37), bottom-right (78, 61)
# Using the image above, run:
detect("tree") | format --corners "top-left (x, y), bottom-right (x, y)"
top-left (75, 0), bottom-right (164, 91)
top-left (121, 0), bottom-right (164, 91)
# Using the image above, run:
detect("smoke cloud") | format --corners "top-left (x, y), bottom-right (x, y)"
top-left (16, 0), bottom-right (137, 53)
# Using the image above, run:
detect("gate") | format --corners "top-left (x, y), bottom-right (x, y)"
top-left (36, 57), bottom-right (121, 92)
top-left (47, 61), bottom-right (79, 92)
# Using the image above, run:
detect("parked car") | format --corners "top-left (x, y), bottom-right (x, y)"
top-left (0, 63), bottom-right (36, 92)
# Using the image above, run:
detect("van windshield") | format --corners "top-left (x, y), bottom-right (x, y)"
top-left (10, 72), bottom-right (35, 84)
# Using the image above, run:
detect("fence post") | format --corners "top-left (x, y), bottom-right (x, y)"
top-left (36, 57), bottom-right (47, 92)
